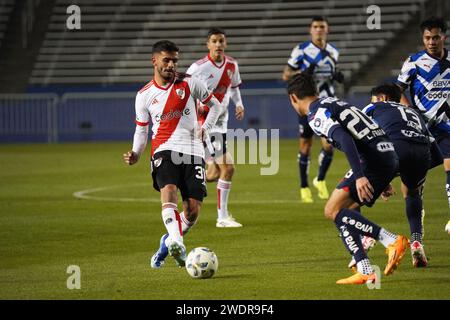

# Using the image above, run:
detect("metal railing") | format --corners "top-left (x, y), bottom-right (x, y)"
top-left (0, 89), bottom-right (298, 143)
top-left (0, 93), bottom-right (58, 143)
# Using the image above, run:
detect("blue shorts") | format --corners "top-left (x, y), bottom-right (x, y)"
top-left (336, 151), bottom-right (398, 207)
top-left (394, 140), bottom-right (430, 190)
top-left (430, 126), bottom-right (450, 159)
top-left (298, 115), bottom-right (314, 139)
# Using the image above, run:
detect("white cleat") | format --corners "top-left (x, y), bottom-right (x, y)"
top-left (216, 216), bottom-right (243, 228)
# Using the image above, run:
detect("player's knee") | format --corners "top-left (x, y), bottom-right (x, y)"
top-left (223, 164), bottom-right (235, 179)
top-left (161, 184), bottom-right (178, 202)
top-left (324, 201), bottom-right (338, 220)
top-left (206, 170), bottom-right (219, 182)
top-left (322, 145), bottom-right (333, 154)
top-left (300, 144), bottom-right (312, 155)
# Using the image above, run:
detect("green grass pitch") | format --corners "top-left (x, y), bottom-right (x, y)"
top-left (0, 139), bottom-right (449, 299)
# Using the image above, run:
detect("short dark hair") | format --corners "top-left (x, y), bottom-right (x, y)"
top-left (370, 84), bottom-right (401, 103)
top-left (207, 27), bottom-right (226, 39)
top-left (420, 17), bottom-right (447, 34)
top-left (311, 16), bottom-right (328, 25)
top-left (152, 40), bottom-right (179, 55)
top-left (287, 73), bottom-right (318, 98)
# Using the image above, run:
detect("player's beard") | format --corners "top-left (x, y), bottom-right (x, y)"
top-left (158, 66), bottom-right (175, 82)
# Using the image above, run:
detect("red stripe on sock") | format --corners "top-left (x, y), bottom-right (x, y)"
top-left (174, 210), bottom-right (183, 236)
top-left (217, 189), bottom-right (221, 209)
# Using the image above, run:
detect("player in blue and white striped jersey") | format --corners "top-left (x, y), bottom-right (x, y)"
top-left (396, 17), bottom-right (450, 234)
top-left (282, 16), bottom-right (344, 204)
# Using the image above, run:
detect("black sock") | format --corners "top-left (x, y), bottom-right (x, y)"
top-left (298, 152), bottom-right (310, 188)
top-left (336, 224), bottom-right (367, 262)
top-left (335, 208), bottom-right (381, 239)
top-left (317, 148), bottom-right (333, 181)
top-left (405, 194), bottom-right (423, 241)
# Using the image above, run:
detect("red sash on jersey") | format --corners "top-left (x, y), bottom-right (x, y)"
top-left (197, 61), bottom-right (235, 125)
top-left (152, 82), bottom-right (191, 155)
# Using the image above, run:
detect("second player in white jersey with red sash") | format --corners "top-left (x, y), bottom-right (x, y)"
top-left (187, 28), bottom-right (245, 228)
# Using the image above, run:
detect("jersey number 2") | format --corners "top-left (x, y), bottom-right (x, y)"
top-left (339, 107), bottom-right (379, 139)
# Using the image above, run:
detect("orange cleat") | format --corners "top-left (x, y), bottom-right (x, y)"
top-left (336, 272), bottom-right (377, 285)
top-left (384, 235), bottom-right (409, 276)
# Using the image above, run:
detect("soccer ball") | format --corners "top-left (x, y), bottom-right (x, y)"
top-left (185, 247), bottom-right (218, 279)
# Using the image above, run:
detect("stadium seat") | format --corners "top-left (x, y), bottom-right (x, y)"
top-left (30, 0), bottom-right (426, 85)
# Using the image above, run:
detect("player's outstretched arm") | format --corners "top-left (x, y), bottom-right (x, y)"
top-left (124, 124), bottom-right (148, 165)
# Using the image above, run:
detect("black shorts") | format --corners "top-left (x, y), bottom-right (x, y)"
top-left (298, 115), bottom-right (314, 139)
top-left (204, 132), bottom-right (227, 159)
top-left (151, 150), bottom-right (207, 202)
top-left (394, 140), bottom-right (430, 190)
top-left (336, 151), bottom-right (398, 207)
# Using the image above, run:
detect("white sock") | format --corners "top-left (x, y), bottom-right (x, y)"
top-left (179, 211), bottom-right (196, 235)
top-left (377, 228), bottom-right (397, 248)
top-left (357, 258), bottom-right (374, 275)
top-left (161, 203), bottom-right (183, 245)
top-left (217, 179), bottom-right (231, 220)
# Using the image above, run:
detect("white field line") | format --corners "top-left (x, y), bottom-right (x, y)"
top-left (72, 183), bottom-right (427, 204)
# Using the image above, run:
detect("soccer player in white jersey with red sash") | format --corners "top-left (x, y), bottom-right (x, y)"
top-left (187, 28), bottom-right (245, 228)
top-left (123, 40), bottom-right (224, 269)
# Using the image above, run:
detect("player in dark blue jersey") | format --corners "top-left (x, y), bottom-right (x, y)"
top-left (362, 84), bottom-right (443, 268)
top-left (287, 73), bottom-right (409, 285)
top-left (396, 17), bottom-right (450, 234)
top-left (283, 16), bottom-right (344, 203)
